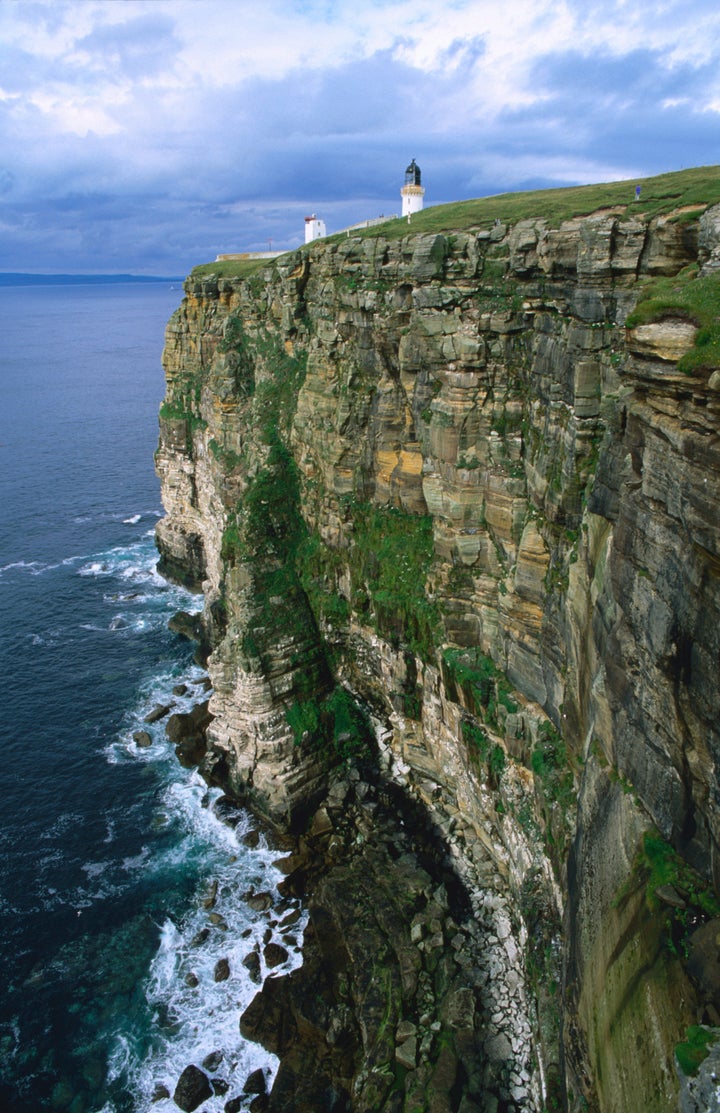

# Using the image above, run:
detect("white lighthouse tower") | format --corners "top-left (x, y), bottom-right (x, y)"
top-left (401, 159), bottom-right (425, 217)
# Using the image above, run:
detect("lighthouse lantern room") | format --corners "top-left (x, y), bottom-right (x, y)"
top-left (401, 159), bottom-right (425, 217)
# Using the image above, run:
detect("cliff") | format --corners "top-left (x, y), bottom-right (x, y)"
top-left (156, 167), bottom-right (720, 1112)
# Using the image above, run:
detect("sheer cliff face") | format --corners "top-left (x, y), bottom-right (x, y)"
top-left (156, 203), bottom-right (720, 1111)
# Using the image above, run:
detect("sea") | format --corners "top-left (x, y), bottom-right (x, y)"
top-left (0, 282), bottom-right (303, 1112)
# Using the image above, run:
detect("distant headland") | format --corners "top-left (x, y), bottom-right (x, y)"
top-left (0, 273), bottom-right (183, 287)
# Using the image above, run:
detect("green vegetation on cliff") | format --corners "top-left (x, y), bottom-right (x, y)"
top-left (346, 501), bottom-right (441, 662)
top-left (675, 1025), bottom-right (717, 1076)
top-left (627, 265), bottom-right (720, 372)
top-left (441, 646), bottom-right (518, 728)
top-left (286, 684), bottom-right (375, 764)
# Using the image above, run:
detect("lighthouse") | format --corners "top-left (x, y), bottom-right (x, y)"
top-left (401, 159), bottom-right (425, 218)
top-left (304, 214), bottom-right (326, 243)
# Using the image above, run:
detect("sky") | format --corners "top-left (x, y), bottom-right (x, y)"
top-left (1, 0), bottom-right (720, 275)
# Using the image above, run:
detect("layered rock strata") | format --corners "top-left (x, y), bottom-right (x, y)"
top-left (156, 189), bottom-right (720, 1111)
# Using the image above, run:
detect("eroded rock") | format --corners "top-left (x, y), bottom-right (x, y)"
top-left (172, 1064), bottom-right (212, 1112)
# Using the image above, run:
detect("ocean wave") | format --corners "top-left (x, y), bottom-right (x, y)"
top-left (0, 553), bottom-right (92, 578)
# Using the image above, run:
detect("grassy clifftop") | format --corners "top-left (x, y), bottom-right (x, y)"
top-left (192, 164), bottom-right (720, 279)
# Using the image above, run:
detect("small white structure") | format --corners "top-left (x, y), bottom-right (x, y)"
top-left (401, 159), bottom-right (425, 217)
top-left (304, 214), bottom-right (327, 243)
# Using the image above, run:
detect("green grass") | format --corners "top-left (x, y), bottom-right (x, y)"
top-left (189, 258), bottom-right (268, 280)
top-left (441, 646), bottom-right (518, 728)
top-left (626, 265), bottom-right (720, 372)
top-left (159, 399), bottom-right (207, 437)
top-left (322, 165), bottom-right (720, 242)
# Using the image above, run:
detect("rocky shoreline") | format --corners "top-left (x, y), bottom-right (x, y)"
top-left (240, 767), bottom-right (545, 1113)
top-left (156, 635), bottom-right (551, 1113)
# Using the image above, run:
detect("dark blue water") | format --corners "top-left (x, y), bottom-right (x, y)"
top-left (0, 284), bottom-right (303, 1112)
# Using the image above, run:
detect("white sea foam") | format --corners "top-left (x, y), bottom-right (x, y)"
top-left (90, 535), bottom-right (302, 1110)
top-left (0, 559), bottom-right (44, 575)
top-left (120, 779), bottom-right (304, 1112)
top-left (123, 514), bottom-right (142, 524)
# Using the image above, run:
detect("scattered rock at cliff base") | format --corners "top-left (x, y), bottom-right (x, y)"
top-left (172, 1064), bottom-right (212, 1112)
top-left (244, 1068), bottom-right (268, 1095)
top-left (246, 890), bottom-right (273, 912)
top-left (144, 704), bottom-right (171, 724)
top-left (151, 1082), bottom-right (170, 1102)
top-left (214, 957), bottom-right (230, 981)
top-left (201, 879), bottom-right (218, 909)
top-left (202, 1051), bottom-right (224, 1073)
top-left (243, 950), bottom-right (262, 984)
top-left (168, 610), bottom-right (204, 642)
top-left (395, 1034), bottom-right (417, 1070)
top-left (212, 795), bottom-right (244, 827)
top-left (308, 806), bottom-right (333, 838)
top-left (133, 730), bottom-right (152, 748)
top-left (165, 700), bottom-right (212, 767)
top-left (264, 942), bottom-right (289, 968)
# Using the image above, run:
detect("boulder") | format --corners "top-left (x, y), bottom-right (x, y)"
top-left (144, 704), bottom-right (171, 724)
top-left (243, 950), bottom-right (262, 984)
top-left (133, 730), bottom-right (153, 748)
top-left (172, 1064), bottom-right (212, 1112)
top-left (168, 610), bottom-right (204, 642)
top-left (243, 1068), bottom-right (267, 1095)
top-left (396, 1036), bottom-right (417, 1070)
top-left (214, 958), bottom-right (230, 982)
top-left (263, 942), bottom-right (289, 969)
top-left (246, 891), bottom-right (273, 912)
top-left (166, 701), bottom-right (212, 768)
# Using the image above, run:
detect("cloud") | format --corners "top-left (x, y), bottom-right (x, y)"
top-left (0, 0), bottom-right (719, 273)
top-left (74, 12), bottom-right (180, 80)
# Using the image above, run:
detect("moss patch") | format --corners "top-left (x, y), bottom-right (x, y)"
top-left (675, 1024), bottom-right (717, 1076)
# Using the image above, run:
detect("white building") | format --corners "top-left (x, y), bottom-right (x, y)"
top-left (401, 159), bottom-right (425, 217)
top-left (304, 215), bottom-right (327, 243)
